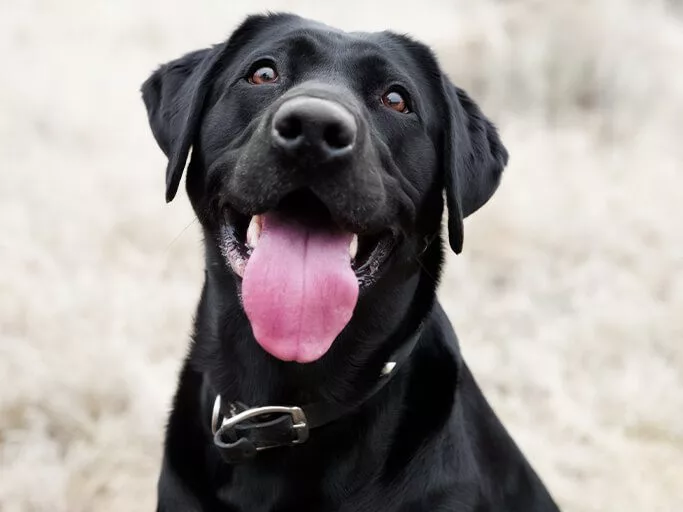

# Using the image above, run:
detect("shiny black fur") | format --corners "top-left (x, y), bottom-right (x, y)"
top-left (141, 13), bottom-right (559, 511)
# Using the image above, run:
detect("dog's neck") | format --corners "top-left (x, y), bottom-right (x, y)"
top-left (190, 241), bottom-right (438, 410)
top-left (175, 239), bottom-right (458, 507)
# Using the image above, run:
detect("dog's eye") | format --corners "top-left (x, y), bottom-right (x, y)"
top-left (381, 90), bottom-right (410, 113)
top-left (249, 65), bottom-right (279, 85)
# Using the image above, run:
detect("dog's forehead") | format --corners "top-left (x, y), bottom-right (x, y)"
top-left (237, 17), bottom-right (418, 71)
top-left (216, 16), bottom-right (442, 124)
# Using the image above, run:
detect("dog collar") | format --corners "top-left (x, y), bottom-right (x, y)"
top-left (210, 323), bottom-right (424, 464)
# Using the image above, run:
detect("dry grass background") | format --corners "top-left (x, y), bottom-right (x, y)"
top-left (1, 0), bottom-right (682, 510)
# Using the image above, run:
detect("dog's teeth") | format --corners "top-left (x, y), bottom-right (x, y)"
top-left (246, 216), bottom-right (262, 249)
top-left (349, 235), bottom-right (359, 260)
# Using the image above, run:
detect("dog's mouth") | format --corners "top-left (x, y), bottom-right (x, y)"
top-left (219, 191), bottom-right (395, 285)
top-left (217, 190), bottom-right (394, 363)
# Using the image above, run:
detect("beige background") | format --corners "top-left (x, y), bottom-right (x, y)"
top-left (1, 0), bottom-right (682, 510)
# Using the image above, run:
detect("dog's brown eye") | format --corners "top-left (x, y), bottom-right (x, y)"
top-left (249, 66), bottom-right (278, 85)
top-left (381, 90), bottom-right (409, 113)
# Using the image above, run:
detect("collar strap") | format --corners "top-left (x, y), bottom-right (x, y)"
top-left (211, 323), bottom-right (424, 464)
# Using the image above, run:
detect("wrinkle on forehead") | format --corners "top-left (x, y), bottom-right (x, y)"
top-left (271, 28), bottom-right (421, 90)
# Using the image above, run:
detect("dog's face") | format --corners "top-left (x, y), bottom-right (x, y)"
top-left (142, 14), bottom-right (508, 363)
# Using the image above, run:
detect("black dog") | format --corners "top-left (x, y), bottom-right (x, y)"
top-left (141, 13), bottom-right (559, 511)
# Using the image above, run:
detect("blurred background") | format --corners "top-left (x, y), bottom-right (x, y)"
top-left (1, 0), bottom-right (682, 510)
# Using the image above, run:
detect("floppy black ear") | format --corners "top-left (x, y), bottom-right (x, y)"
top-left (441, 78), bottom-right (509, 254)
top-left (141, 13), bottom-right (296, 202)
top-left (141, 45), bottom-right (228, 202)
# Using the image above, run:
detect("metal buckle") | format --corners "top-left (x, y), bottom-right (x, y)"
top-left (212, 395), bottom-right (309, 450)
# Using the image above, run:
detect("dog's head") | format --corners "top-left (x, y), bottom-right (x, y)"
top-left (142, 14), bottom-right (507, 363)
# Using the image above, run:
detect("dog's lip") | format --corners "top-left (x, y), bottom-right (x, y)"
top-left (217, 207), bottom-right (395, 287)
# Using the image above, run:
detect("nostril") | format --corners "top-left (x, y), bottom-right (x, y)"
top-left (273, 97), bottom-right (357, 155)
top-left (275, 115), bottom-right (303, 141)
top-left (323, 122), bottom-right (355, 150)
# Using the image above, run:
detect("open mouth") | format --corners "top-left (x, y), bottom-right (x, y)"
top-left (218, 190), bottom-right (394, 288)
top-left (217, 190), bottom-right (394, 363)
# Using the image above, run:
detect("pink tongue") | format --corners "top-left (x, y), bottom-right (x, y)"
top-left (242, 214), bottom-right (359, 363)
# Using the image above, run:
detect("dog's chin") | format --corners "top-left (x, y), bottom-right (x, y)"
top-left (214, 190), bottom-right (396, 363)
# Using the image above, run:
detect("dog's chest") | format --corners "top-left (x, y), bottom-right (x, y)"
top-left (213, 466), bottom-right (465, 512)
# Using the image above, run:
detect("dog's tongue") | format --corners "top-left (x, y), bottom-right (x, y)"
top-left (242, 214), bottom-right (359, 363)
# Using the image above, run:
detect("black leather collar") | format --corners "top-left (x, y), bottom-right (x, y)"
top-left (206, 323), bottom-right (424, 464)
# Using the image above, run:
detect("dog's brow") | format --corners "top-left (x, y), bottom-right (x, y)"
top-left (283, 33), bottom-right (322, 56)
top-left (351, 53), bottom-right (399, 85)
top-left (279, 30), bottom-right (368, 61)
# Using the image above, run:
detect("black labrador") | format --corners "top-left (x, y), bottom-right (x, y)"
top-left (141, 13), bottom-right (560, 511)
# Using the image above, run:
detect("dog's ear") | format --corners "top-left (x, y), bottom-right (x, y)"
top-left (141, 45), bottom-right (227, 202)
top-left (441, 77), bottom-right (509, 254)
top-left (141, 14), bottom-right (285, 202)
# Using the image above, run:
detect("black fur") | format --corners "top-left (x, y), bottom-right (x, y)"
top-left (141, 13), bottom-right (558, 511)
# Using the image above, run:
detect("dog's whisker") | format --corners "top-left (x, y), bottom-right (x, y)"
top-left (165, 217), bottom-right (199, 252)
top-left (416, 255), bottom-right (438, 285)
top-left (412, 246), bottom-right (439, 285)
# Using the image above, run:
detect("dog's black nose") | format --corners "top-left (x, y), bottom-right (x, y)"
top-left (272, 97), bottom-right (357, 159)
